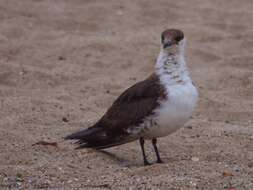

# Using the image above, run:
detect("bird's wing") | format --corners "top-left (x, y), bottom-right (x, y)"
top-left (97, 73), bottom-right (165, 133)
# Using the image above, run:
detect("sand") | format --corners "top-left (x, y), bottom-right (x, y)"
top-left (0, 0), bottom-right (253, 189)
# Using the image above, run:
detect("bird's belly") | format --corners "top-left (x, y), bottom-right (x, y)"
top-left (143, 83), bottom-right (198, 139)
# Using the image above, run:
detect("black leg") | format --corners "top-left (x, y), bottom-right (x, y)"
top-left (139, 137), bottom-right (150, 166)
top-left (152, 138), bottom-right (163, 163)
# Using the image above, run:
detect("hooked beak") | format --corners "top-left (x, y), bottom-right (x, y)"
top-left (163, 41), bottom-right (172, 49)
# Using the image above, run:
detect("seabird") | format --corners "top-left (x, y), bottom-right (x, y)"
top-left (65, 29), bottom-right (198, 165)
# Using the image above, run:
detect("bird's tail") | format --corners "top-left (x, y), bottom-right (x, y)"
top-left (64, 127), bottom-right (103, 141)
top-left (65, 127), bottom-right (134, 150)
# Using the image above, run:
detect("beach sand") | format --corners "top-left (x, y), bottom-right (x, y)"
top-left (0, 0), bottom-right (253, 189)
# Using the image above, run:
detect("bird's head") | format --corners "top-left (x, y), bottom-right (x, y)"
top-left (161, 29), bottom-right (185, 55)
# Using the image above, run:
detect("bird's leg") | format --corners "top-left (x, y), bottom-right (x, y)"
top-left (139, 137), bottom-right (150, 166)
top-left (152, 138), bottom-right (163, 163)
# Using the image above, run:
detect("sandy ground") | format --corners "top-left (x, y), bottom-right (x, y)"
top-left (0, 0), bottom-right (253, 189)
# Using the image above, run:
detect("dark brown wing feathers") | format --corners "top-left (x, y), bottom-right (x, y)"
top-left (99, 74), bottom-right (165, 129)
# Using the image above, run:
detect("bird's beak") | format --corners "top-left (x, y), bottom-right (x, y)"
top-left (163, 41), bottom-right (172, 49)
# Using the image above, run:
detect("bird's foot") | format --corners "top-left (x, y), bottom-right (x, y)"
top-left (156, 158), bottom-right (164, 164)
top-left (144, 160), bottom-right (151, 166)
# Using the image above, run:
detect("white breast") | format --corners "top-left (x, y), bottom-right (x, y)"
top-left (143, 82), bottom-right (198, 139)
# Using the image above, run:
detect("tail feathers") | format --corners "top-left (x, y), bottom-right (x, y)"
top-left (76, 137), bottom-right (134, 150)
top-left (64, 127), bottom-right (105, 141)
top-left (65, 127), bottom-right (135, 150)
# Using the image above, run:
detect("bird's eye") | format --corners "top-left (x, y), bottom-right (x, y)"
top-left (161, 35), bottom-right (165, 43)
top-left (175, 36), bottom-right (181, 42)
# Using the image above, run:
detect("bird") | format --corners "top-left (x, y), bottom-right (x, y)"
top-left (65, 29), bottom-right (198, 165)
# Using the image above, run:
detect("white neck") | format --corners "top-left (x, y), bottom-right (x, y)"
top-left (155, 39), bottom-right (192, 86)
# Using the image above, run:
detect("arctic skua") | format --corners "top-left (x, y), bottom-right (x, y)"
top-left (65, 29), bottom-right (198, 165)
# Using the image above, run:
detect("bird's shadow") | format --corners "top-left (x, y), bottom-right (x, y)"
top-left (95, 150), bottom-right (170, 167)
top-left (96, 150), bottom-right (142, 167)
